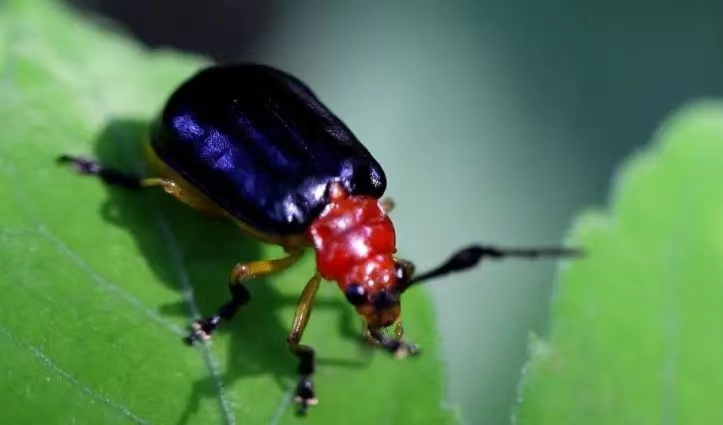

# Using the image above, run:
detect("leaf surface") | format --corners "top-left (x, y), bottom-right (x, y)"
top-left (515, 101), bottom-right (723, 424)
top-left (0, 1), bottom-right (456, 423)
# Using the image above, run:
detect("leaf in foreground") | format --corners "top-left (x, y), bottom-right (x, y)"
top-left (515, 101), bottom-right (723, 424)
top-left (0, 1), bottom-right (456, 423)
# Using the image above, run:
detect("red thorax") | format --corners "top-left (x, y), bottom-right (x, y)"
top-left (307, 184), bottom-right (397, 293)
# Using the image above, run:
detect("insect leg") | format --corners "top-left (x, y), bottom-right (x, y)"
top-left (59, 155), bottom-right (177, 191)
top-left (288, 273), bottom-right (322, 415)
top-left (58, 155), bottom-right (144, 189)
top-left (185, 249), bottom-right (304, 343)
top-left (365, 324), bottom-right (419, 359)
top-left (59, 155), bottom-right (226, 215)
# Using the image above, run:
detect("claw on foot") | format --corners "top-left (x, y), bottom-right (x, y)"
top-left (183, 317), bottom-right (219, 345)
top-left (394, 342), bottom-right (420, 359)
top-left (57, 155), bottom-right (101, 175)
top-left (294, 378), bottom-right (317, 416)
top-left (294, 395), bottom-right (319, 415)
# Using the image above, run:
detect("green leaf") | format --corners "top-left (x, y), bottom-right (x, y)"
top-left (514, 101), bottom-right (723, 424)
top-left (0, 1), bottom-right (457, 423)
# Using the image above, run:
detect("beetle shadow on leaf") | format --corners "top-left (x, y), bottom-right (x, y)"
top-left (92, 119), bottom-right (369, 423)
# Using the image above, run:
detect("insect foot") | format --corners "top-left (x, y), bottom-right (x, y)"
top-left (394, 342), bottom-right (420, 359)
top-left (294, 377), bottom-right (318, 416)
top-left (183, 317), bottom-right (220, 345)
top-left (57, 155), bottom-right (102, 175)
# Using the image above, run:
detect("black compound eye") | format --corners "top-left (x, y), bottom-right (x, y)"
top-left (394, 260), bottom-right (415, 283)
top-left (345, 283), bottom-right (367, 306)
top-left (395, 264), bottom-right (406, 281)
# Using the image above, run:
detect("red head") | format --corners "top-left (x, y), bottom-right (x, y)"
top-left (308, 183), bottom-right (412, 329)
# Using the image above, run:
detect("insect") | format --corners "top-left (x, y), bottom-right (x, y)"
top-left (59, 64), bottom-right (580, 415)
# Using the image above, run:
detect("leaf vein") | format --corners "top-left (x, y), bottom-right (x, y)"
top-left (0, 321), bottom-right (149, 424)
top-left (0, 161), bottom-right (184, 338)
top-left (268, 389), bottom-right (294, 425)
top-left (37, 224), bottom-right (186, 337)
top-left (152, 215), bottom-right (237, 425)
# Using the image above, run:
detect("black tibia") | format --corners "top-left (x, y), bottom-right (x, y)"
top-left (367, 327), bottom-right (419, 358)
top-left (288, 273), bottom-right (321, 415)
top-left (57, 155), bottom-right (142, 189)
top-left (407, 244), bottom-right (583, 286)
top-left (186, 252), bottom-right (302, 344)
top-left (184, 284), bottom-right (251, 345)
top-left (288, 338), bottom-right (317, 415)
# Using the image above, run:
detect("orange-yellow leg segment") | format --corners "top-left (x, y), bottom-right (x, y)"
top-left (230, 249), bottom-right (304, 282)
top-left (140, 178), bottom-right (226, 216)
top-left (287, 273), bottom-right (322, 415)
top-left (186, 249), bottom-right (304, 343)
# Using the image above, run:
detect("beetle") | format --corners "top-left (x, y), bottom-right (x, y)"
top-left (59, 63), bottom-right (580, 415)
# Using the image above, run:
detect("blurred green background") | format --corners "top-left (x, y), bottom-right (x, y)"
top-left (66, 0), bottom-right (723, 423)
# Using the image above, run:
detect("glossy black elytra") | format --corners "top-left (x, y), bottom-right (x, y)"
top-left (59, 63), bottom-right (581, 416)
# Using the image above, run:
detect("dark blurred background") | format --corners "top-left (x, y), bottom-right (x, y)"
top-left (68, 0), bottom-right (723, 423)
